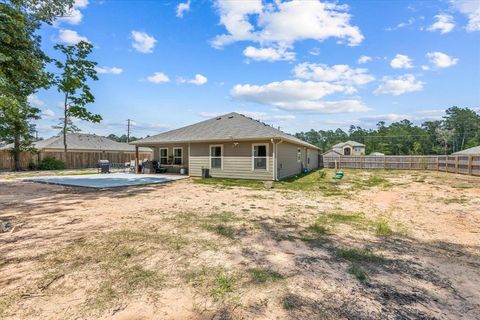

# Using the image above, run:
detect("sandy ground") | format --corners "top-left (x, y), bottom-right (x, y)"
top-left (0, 170), bottom-right (479, 319)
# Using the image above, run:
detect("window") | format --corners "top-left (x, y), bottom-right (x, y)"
top-left (297, 148), bottom-right (302, 163)
top-left (210, 145), bottom-right (222, 169)
top-left (173, 147), bottom-right (182, 165)
top-left (159, 148), bottom-right (168, 165)
top-left (253, 144), bottom-right (268, 170)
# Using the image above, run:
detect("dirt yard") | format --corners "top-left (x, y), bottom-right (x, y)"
top-left (0, 170), bottom-right (479, 319)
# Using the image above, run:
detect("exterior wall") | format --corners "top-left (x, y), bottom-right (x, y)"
top-left (277, 142), bottom-right (303, 179)
top-left (189, 140), bottom-right (274, 180)
top-left (151, 143), bottom-right (189, 173)
top-left (346, 145), bottom-right (365, 156)
top-left (307, 148), bottom-right (319, 170)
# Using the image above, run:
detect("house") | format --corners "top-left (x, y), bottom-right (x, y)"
top-left (452, 145), bottom-right (480, 155)
top-left (0, 133), bottom-right (152, 170)
top-left (1, 133), bottom-right (152, 153)
top-left (331, 141), bottom-right (365, 156)
top-left (130, 112), bottom-right (320, 180)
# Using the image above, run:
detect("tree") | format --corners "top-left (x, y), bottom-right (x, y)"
top-left (53, 41), bottom-right (102, 152)
top-left (0, 0), bottom-right (74, 170)
top-left (443, 107), bottom-right (480, 151)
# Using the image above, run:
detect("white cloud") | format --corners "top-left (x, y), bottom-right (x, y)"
top-left (243, 46), bottom-right (295, 62)
top-left (386, 17), bottom-right (415, 31)
top-left (231, 80), bottom-right (368, 113)
top-left (55, 0), bottom-right (89, 25)
top-left (27, 94), bottom-right (45, 107)
top-left (390, 54), bottom-right (414, 69)
top-left (176, 0), bottom-right (191, 18)
top-left (428, 14), bottom-right (455, 34)
top-left (309, 47), bottom-right (321, 56)
top-left (58, 29), bottom-right (89, 44)
top-left (357, 55), bottom-right (372, 64)
top-left (426, 51), bottom-right (458, 68)
top-left (41, 109), bottom-right (56, 119)
top-left (178, 74), bottom-right (208, 85)
top-left (212, 0), bottom-right (363, 56)
top-left (374, 74), bottom-right (424, 96)
top-left (293, 63), bottom-right (375, 87)
top-left (421, 65), bottom-right (430, 71)
top-left (450, 0), bottom-right (480, 31)
top-left (147, 72), bottom-right (170, 84)
top-left (95, 66), bottom-right (123, 75)
top-left (131, 31), bottom-right (157, 53)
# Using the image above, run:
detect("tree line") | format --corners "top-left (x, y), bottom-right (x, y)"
top-left (0, 0), bottom-right (100, 170)
top-left (295, 107), bottom-right (480, 155)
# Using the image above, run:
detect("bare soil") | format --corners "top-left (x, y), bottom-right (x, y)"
top-left (0, 170), bottom-right (479, 319)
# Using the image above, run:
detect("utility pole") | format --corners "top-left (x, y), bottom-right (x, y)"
top-left (127, 119), bottom-right (131, 143)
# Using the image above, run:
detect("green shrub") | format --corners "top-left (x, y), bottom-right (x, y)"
top-left (318, 169), bottom-right (327, 179)
top-left (37, 157), bottom-right (66, 170)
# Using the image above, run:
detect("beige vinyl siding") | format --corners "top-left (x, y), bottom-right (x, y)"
top-left (277, 142), bottom-right (303, 179)
top-left (307, 148), bottom-right (319, 170)
top-left (152, 144), bottom-right (189, 165)
top-left (189, 141), bottom-right (274, 180)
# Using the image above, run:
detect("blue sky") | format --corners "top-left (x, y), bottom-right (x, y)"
top-left (31, 0), bottom-right (480, 138)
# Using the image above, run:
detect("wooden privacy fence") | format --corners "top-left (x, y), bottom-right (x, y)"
top-left (0, 150), bottom-right (152, 171)
top-left (322, 155), bottom-right (480, 176)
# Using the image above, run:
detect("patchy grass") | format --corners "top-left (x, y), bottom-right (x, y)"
top-left (348, 265), bottom-right (368, 282)
top-left (39, 229), bottom-right (167, 311)
top-left (186, 266), bottom-right (237, 301)
top-left (337, 247), bottom-right (386, 264)
top-left (248, 268), bottom-right (284, 284)
top-left (207, 224), bottom-right (236, 239)
top-left (211, 273), bottom-right (236, 300)
top-left (194, 177), bottom-right (265, 189)
top-left (375, 219), bottom-right (394, 237)
top-left (441, 195), bottom-right (469, 204)
top-left (282, 294), bottom-right (303, 310)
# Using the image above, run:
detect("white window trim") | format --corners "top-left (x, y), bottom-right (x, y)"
top-left (159, 147), bottom-right (168, 165)
top-left (209, 144), bottom-right (223, 170)
top-left (252, 143), bottom-right (269, 171)
top-left (173, 147), bottom-right (183, 165)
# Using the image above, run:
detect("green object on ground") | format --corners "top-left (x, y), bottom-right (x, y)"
top-left (334, 171), bottom-right (344, 180)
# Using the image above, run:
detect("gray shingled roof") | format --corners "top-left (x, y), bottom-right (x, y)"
top-left (332, 140), bottom-right (365, 148)
top-left (452, 145), bottom-right (480, 155)
top-left (131, 112), bottom-right (319, 149)
top-left (0, 133), bottom-right (151, 152)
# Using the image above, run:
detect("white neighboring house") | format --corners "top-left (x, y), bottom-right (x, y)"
top-left (331, 141), bottom-right (365, 156)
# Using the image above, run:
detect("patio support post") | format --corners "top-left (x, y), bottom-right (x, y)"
top-left (135, 146), bottom-right (139, 173)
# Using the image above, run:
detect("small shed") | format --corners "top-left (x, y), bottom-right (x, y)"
top-left (452, 146), bottom-right (480, 155)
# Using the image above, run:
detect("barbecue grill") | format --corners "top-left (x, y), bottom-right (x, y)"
top-left (98, 160), bottom-right (110, 173)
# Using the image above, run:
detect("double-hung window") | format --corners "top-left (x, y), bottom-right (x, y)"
top-left (210, 145), bottom-right (222, 169)
top-left (159, 148), bottom-right (168, 165)
top-left (253, 144), bottom-right (268, 170)
top-left (173, 147), bottom-right (182, 165)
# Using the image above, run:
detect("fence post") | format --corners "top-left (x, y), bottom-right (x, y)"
top-left (468, 156), bottom-right (473, 175)
top-left (455, 156), bottom-right (458, 174)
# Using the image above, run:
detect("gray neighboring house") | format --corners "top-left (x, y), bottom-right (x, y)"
top-left (452, 145), bottom-right (480, 156)
top-left (131, 112), bottom-right (320, 180)
top-left (331, 140), bottom-right (365, 156)
top-left (1, 133), bottom-right (151, 153)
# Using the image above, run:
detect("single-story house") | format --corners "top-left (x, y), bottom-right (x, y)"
top-left (0, 133), bottom-right (152, 170)
top-left (1, 133), bottom-right (152, 153)
top-left (130, 112), bottom-right (320, 180)
top-left (452, 146), bottom-right (480, 156)
top-left (331, 141), bottom-right (365, 156)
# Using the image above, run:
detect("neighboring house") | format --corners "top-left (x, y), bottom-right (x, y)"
top-left (331, 141), bottom-right (366, 156)
top-left (370, 152), bottom-right (385, 156)
top-left (1, 133), bottom-right (151, 153)
top-left (0, 133), bottom-right (152, 170)
top-left (131, 112), bottom-right (320, 180)
top-left (452, 145), bottom-right (480, 156)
